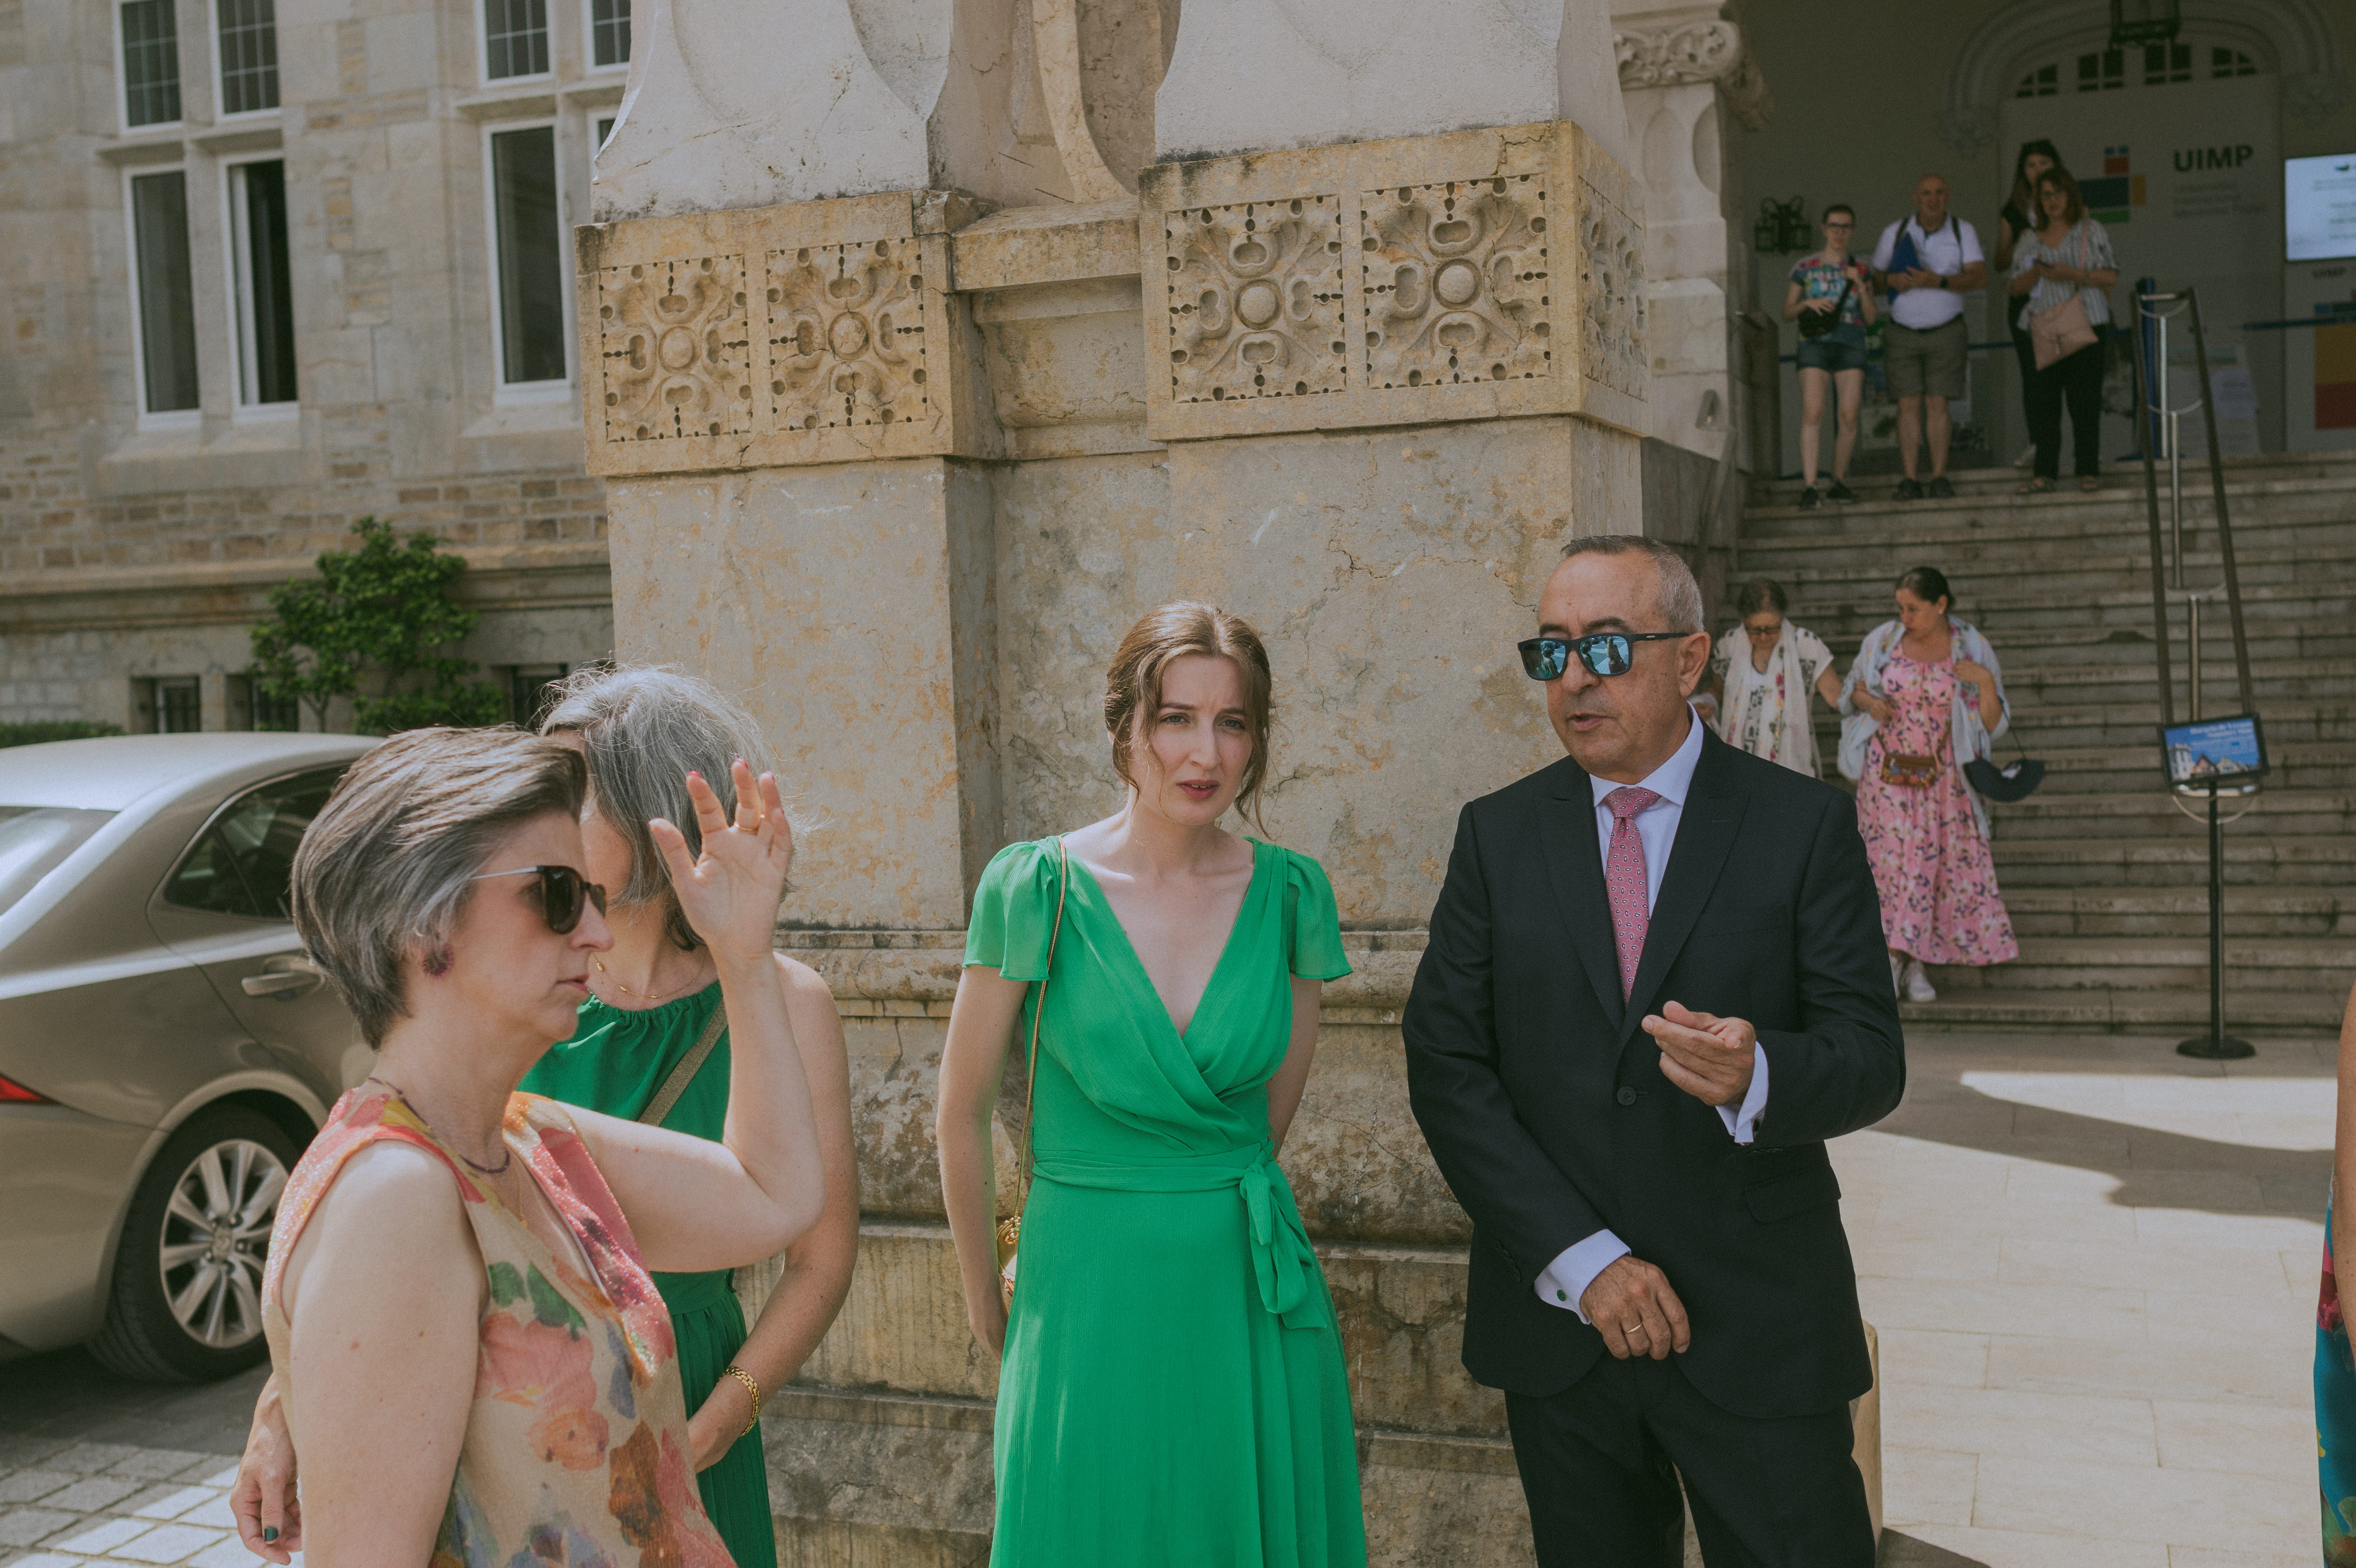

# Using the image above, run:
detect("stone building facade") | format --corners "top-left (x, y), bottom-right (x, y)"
top-left (0, 0), bottom-right (625, 730)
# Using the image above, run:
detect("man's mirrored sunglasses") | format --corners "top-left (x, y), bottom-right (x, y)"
top-left (1517, 632), bottom-right (1691, 681)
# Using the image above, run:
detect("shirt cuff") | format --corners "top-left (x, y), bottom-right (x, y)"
top-left (1715, 1044), bottom-right (1770, 1145)
top-left (1534, 1230), bottom-right (1631, 1323)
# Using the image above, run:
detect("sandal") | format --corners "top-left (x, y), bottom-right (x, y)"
top-left (2078, 477), bottom-right (2102, 492)
top-left (2015, 478), bottom-right (2055, 494)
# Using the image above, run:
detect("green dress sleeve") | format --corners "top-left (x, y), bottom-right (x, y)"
top-left (964, 838), bottom-right (1064, 982)
top-left (1278, 848), bottom-right (1352, 982)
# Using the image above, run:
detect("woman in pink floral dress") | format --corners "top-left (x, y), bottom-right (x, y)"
top-left (1839, 566), bottom-right (2020, 1002)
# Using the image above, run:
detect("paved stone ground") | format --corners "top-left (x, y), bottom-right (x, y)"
top-left (1844, 1027), bottom-right (2329, 1568)
top-left (0, 1026), bottom-right (2326, 1567)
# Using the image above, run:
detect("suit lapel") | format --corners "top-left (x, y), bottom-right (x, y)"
top-left (1533, 764), bottom-right (1627, 1028)
top-left (1621, 732), bottom-right (1750, 1039)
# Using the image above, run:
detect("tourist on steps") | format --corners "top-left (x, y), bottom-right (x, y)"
top-left (1872, 174), bottom-right (1986, 501)
top-left (232, 672), bottom-right (861, 1568)
top-left (936, 602), bottom-right (1366, 1567)
top-left (1701, 577), bottom-right (1842, 778)
top-left (230, 726), bottom-right (826, 1564)
top-left (2010, 166), bottom-right (2119, 494)
top-left (1783, 203), bottom-right (1876, 510)
top-left (1995, 139), bottom-right (2065, 470)
top-left (1840, 566), bottom-right (2021, 1003)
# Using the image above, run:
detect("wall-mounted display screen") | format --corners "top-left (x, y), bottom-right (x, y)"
top-left (2287, 153), bottom-right (2356, 262)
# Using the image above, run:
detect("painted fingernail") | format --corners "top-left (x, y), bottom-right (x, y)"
top-left (262, 1527), bottom-right (279, 1543)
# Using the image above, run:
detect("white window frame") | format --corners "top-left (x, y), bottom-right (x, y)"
top-left (221, 153), bottom-right (299, 420)
top-left (481, 117), bottom-right (575, 404)
top-left (476, 0), bottom-right (555, 87)
top-left (115, 0), bottom-right (185, 134)
top-left (207, 0), bottom-right (284, 123)
top-left (122, 164), bottom-right (203, 431)
top-left (592, 110), bottom-right (616, 151)
top-left (582, 0), bottom-right (629, 73)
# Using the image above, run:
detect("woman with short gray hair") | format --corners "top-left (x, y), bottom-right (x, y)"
top-left (240, 724), bottom-right (825, 1566)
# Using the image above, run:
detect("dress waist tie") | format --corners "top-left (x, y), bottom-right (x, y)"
top-left (1031, 1142), bottom-right (1329, 1331)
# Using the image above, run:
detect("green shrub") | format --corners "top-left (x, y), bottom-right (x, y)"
top-left (0, 720), bottom-right (127, 749)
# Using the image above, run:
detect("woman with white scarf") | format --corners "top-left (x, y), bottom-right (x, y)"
top-left (1838, 565), bottom-right (2020, 1003)
top-left (1700, 578), bottom-right (1840, 778)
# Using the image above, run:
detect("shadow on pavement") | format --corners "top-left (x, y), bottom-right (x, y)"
top-left (1880, 1528), bottom-right (1990, 1565)
top-left (0, 1345), bottom-right (264, 1456)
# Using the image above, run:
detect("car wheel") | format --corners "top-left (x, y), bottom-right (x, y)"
top-left (89, 1105), bottom-right (297, 1382)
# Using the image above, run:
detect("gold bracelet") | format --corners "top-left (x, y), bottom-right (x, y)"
top-left (722, 1364), bottom-right (762, 1437)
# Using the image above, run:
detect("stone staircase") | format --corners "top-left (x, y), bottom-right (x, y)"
top-left (1735, 451), bottom-right (2356, 1034)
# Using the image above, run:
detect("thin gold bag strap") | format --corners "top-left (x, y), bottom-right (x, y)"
top-left (637, 998), bottom-right (730, 1129)
top-left (1014, 837), bottom-right (1071, 1206)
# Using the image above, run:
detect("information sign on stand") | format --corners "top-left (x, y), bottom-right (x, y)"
top-left (2160, 714), bottom-right (2266, 1059)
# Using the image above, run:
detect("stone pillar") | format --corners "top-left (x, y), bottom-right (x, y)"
top-left (580, 3), bottom-right (1650, 1562)
top-left (1609, 1), bottom-right (1770, 555)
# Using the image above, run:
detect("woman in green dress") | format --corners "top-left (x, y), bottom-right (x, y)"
top-left (937, 602), bottom-right (1367, 1567)
top-left (231, 668), bottom-right (860, 1568)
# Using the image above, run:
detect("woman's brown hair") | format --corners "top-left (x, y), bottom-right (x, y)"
top-left (2035, 167), bottom-right (2087, 227)
top-left (1102, 602), bottom-right (1274, 828)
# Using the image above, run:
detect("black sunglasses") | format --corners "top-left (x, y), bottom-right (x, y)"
top-left (469, 864), bottom-right (609, 934)
top-left (1517, 632), bottom-right (1690, 681)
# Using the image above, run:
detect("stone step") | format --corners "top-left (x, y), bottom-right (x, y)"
top-left (1747, 449), bottom-right (2356, 507)
top-left (1990, 835), bottom-right (2356, 888)
top-left (1926, 934), bottom-right (2356, 994)
top-left (1772, 582), bottom-right (2349, 642)
top-left (1896, 985), bottom-right (2345, 1033)
top-left (1741, 496), bottom-right (2355, 549)
top-left (1983, 787), bottom-right (2356, 840)
top-left (1757, 539), bottom-right (2356, 609)
top-left (2004, 885), bottom-right (2347, 939)
top-left (1991, 740), bottom-right (2355, 795)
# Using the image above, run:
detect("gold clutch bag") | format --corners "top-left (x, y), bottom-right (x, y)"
top-left (996, 837), bottom-right (1069, 1307)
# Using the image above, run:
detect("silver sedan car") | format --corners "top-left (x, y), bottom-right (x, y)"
top-left (0, 733), bottom-right (376, 1380)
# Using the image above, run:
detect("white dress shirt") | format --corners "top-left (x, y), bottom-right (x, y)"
top-left (1869, 215), bottom-right (1982, 330)
top-left (1533, 708), bottom-right (1772, 1322)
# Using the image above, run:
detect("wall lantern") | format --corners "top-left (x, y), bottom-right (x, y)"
top-left (2109, 0), bottom-right (2180, 48)
top-left (1753, 196), bottom-right (1812, 256)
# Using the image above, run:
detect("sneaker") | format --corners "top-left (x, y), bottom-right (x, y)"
top-left (1894, 478), bottom-right (1924, 501)
top-left (1904, 958), bottom-right (1939, 1003)
top-left (1825, 479), bottom-right (1858, 503)
top-left (1798, 486), bottom-right (1822, 510)
top-left (1926, 475), bottom-right (1956, 499)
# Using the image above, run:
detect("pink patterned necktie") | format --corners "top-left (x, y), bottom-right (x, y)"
top-left (1603, 786), bottom-right (1662, 1002)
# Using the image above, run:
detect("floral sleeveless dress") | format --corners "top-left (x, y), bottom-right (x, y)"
top-left (261, 1086), bottom-right (735, 1568)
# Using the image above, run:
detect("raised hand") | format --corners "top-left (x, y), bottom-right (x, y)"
top-left (1644, 1000), bottom-right (1757, 1108)
top-left (649, 760), bottom-right (793, 968)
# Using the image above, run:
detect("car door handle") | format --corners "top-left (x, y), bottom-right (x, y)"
top-left (242, 957), bottom-right (325, 999)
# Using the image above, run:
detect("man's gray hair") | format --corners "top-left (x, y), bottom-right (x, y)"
top-left (291, 728), bottom-right (588, 1047)
top-left (540, 665), bottom-right (784, 953)
top-left (1558, 535), bottom-right (1705, 633)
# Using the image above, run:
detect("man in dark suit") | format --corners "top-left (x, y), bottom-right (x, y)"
top-left (1403, 536), bottom-right (1904, 1566)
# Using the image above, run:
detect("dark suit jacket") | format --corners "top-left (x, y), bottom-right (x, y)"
top-left (1402, 729), bottom-right (1905, 1420)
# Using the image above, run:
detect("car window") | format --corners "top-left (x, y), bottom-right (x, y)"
top-left (0, 807), bottom-right (117, 918)
top-left (163, 768), bottom-right (347, 920)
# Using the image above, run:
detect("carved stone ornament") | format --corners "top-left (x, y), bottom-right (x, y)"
top-left (595, 256), bottom-right (754, 442)
top-left (1139, 119), bottom-right (1645, 443)
top-left (576, 190), bottom-right (973, 476)
top-left (1361, 177), bottom-right (1550, 390)
top-left (1614, 21), bottom-right (1741, 89)
top-left (1162, 199), bottom-right (1347, 404)
top-left (768, 240), bottom-right (929, 432)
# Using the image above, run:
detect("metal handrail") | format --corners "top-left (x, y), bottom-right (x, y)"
top-left (2128, 284), bottom-right (2256, 727)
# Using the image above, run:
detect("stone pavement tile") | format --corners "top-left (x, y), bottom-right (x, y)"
top-left (0, 1442), bottom-right (68, 1472)
top-left (2167, 1548), bottom-right (2311, 1567)
top-left (2024, 1164), bottom-right (2266, 1213)
top-left (186, 1542), bottom-right (277, 1568)
top-left (1881, 1383), bottom-right (2159, 1467)
top-left (35, 1478), bottom-right (141, 1515)
top-left (109, 1524), bottom-right (228, 1563)
top-left (4, 1554), bottom-right (98, 1568)
top-left (168, 1500), bottom-right (230, 1533)
top-left (1874, 1328), bottom-right (1991, 1390)
top-left (2133, 1206), bottom-right (2324, 1247)
top-left (0, 1477), bottom-right (74, 1507)
top-left (1856, 1276), bottom-right (2147, 1342)
top-left (1878, 1446), bottom-right (1976, 1530)
top-left (186, 1472), bottom-right (235, 1494)
top-left (1896, 1521), bottom-right (2171, 1568)
top-left (103, 1455), bottom-right (213, 1484)
top-left (1997, 1233), bottom-right (2299, 1291)
top-left (0, 1511), bottom-right (78, 1548)
top-left (130, 1488), bottom-right (220, 1522)
top-left (46, 1520), bottom-right (150, 1556)
top-left (39, 1450), bottom-right (139, 1479)
top-left (1848, 1227), bottom-right (2002, 1284)
top-left (1989, 1333), bottom-right (2306, 1405)
top-left (2142, 1287), bottom-right (2314, 1345)
top-left (2152, 1399), bottom-right (2313, 1477)
top-left (1970, 1452), bottom-right (2309, 1555)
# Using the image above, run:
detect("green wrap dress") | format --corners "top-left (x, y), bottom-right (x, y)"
top-left (519, 983), bottom-right (778, 1568)
top-left (967, 836), bottom-right (1367, 1568)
